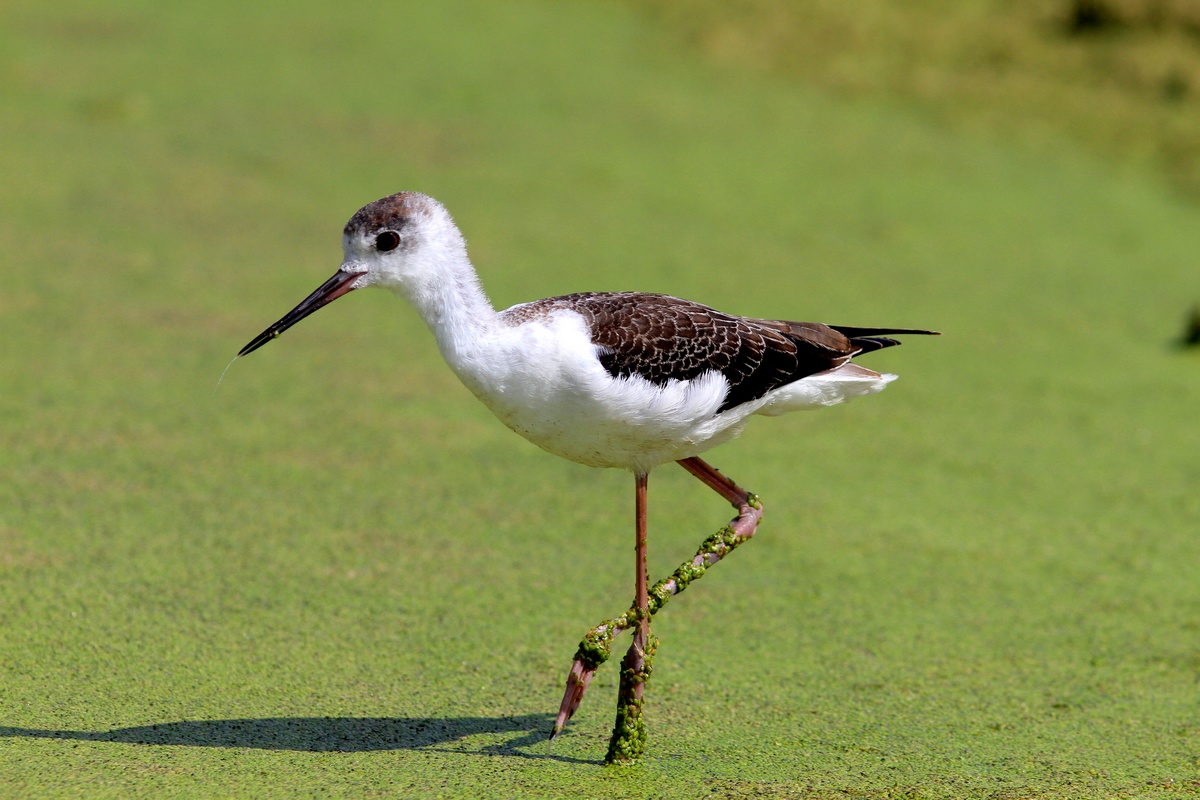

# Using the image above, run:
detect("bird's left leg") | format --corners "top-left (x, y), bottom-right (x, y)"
top-left (551, 458), bottom-right (763, 754)
top-left (605, 470), bottom-right (653, 763)
top-left (550, 472), bottom-right (655, 759)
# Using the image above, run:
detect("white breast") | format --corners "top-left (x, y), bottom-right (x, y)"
top-left (440, 309), bottom-right (749, 470)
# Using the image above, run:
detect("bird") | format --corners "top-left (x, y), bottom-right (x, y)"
top-left (237, 191), bottom-right (938, 762)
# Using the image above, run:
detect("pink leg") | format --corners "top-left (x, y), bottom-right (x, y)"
top-left (632, 471), bottom-right (649, 699)
top-left (605, 472), bottom-right (652, 763)
top-left (552, 471), bottom-right (650, 741)
top-left (677, 456), bottom-right (759, 510)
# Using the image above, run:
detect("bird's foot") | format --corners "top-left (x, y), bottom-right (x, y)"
top-left (550, 617), bottom-right (627, 740)
top-left (605, 631), bottom-right (657, 765)
top-left (551, 658), bottom-right (595, 740)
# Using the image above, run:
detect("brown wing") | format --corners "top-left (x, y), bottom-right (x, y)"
top-left (515, 293), bottom-right (867, 413)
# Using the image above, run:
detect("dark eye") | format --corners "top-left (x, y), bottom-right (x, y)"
top-left (375, 231), bottom-right (400, 252)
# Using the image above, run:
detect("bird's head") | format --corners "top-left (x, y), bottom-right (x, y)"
top-left (238, 192), bottom-right (463, 357)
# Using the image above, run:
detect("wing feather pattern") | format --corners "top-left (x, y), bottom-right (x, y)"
top-left (503, 292), bottom-right (937, 414)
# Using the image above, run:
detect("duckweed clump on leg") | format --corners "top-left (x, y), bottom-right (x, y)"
top-left (605, 633), bottom-right (658, 764)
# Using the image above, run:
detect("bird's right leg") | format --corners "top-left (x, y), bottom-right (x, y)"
top-left (550, 457), bottom-right (762, 748)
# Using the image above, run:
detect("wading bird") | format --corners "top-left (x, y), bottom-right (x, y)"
top-left (238, 192), bottom-right (937, 763)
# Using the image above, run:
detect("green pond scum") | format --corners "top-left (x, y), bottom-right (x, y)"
top-left (3, 0), bottom-right (1200, 796)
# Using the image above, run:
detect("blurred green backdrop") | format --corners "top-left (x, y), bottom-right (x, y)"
top-left (1, 1), bottom-right (1198, 797)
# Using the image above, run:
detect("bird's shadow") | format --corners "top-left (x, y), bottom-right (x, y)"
top-left (0, 714), bottom-right (596, 763)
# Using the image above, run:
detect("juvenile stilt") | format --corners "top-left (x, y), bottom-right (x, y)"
top-left (236, 191), bottom-right (937, 763)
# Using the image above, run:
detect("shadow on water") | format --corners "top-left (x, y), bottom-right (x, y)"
top-left (0, 714), bottom-right (596, 763)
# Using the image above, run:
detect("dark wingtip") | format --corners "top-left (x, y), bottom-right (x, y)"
top-left (850, 336), bottom-right (901, 353)
top-left (846, 328), bottom-right (940, 354)
top-left (830, 325), bottom-right (941, 338)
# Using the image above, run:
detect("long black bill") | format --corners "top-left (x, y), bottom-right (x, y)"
top-left (238, 269), bottom-right (364, 357)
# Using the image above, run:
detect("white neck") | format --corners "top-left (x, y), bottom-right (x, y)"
top-left (391, 234), bottom-right (499, 372)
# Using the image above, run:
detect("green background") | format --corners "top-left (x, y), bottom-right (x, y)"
top-left (1, 1), bottom-right (1198, 797)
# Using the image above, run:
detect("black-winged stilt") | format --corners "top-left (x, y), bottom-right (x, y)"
top-left (238, 192), bottom-right (937, 763)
